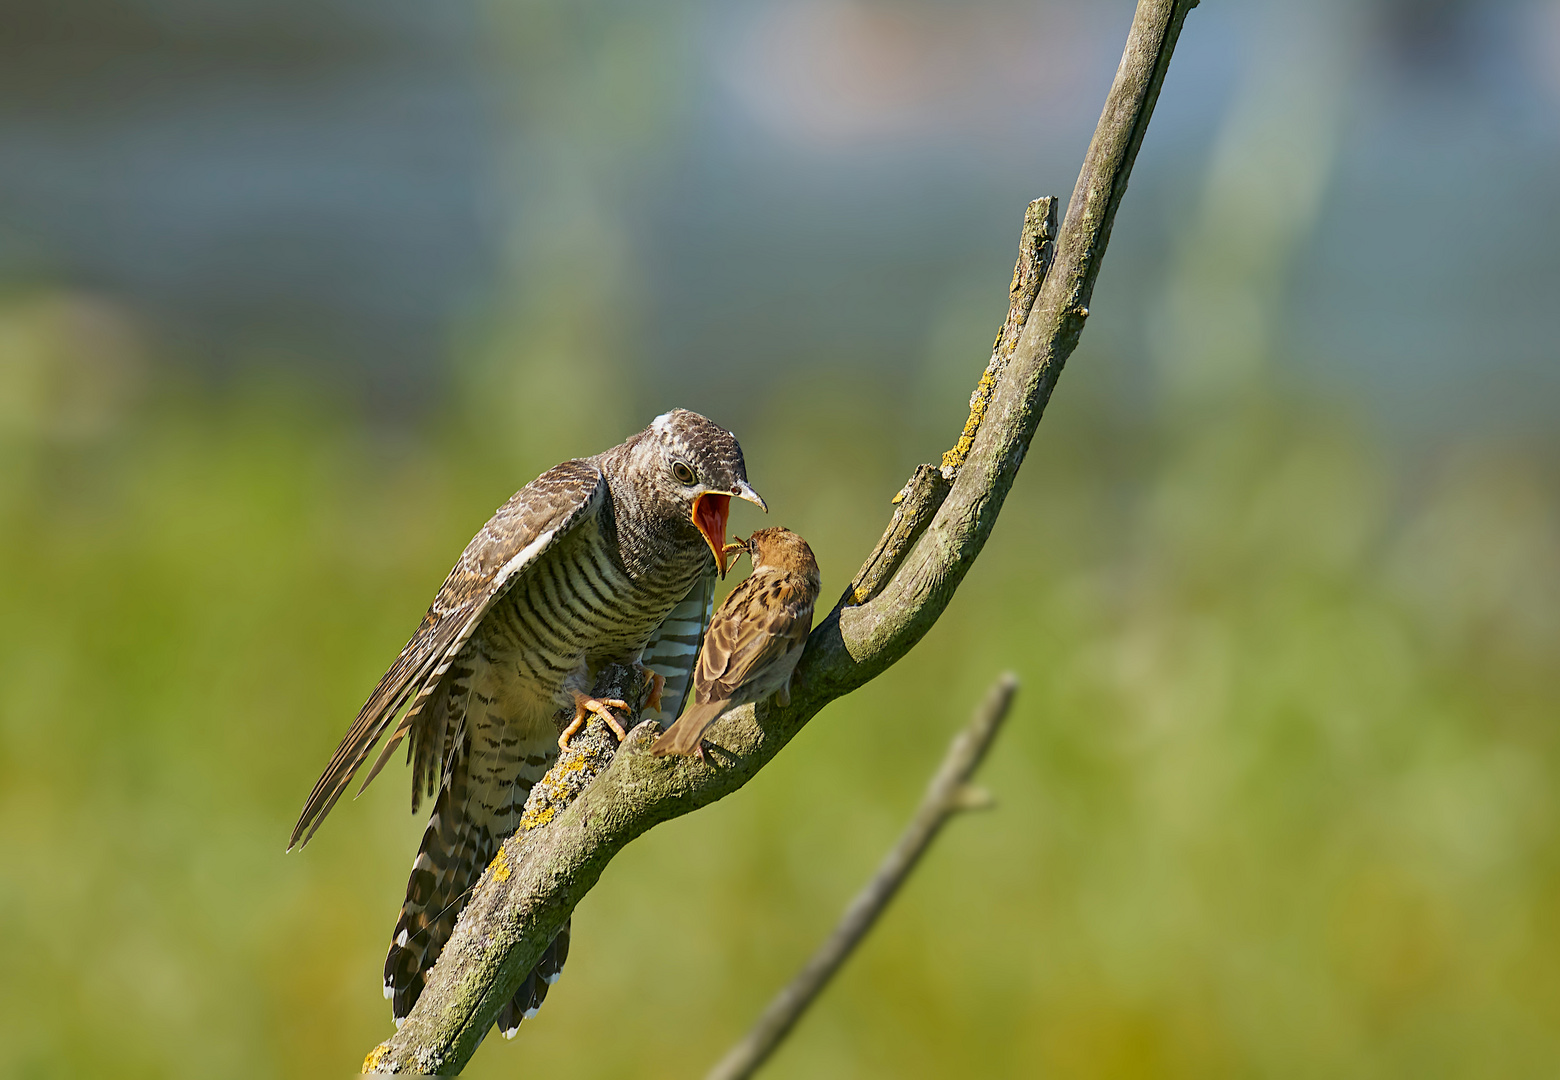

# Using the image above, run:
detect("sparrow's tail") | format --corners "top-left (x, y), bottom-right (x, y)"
top-left (650, 699), bottom-right (728, 757)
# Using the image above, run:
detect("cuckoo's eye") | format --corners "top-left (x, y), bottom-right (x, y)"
top-left (672, 461), bottom-right (697, 485)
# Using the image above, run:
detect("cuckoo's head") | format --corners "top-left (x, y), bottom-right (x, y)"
top-left (641, 409), bottom-right (766, 576)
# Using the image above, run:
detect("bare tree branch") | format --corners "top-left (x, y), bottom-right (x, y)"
top-left (365, 0), bottom-right (1198, 1071)
top-left (845, 197), bottom-right (1054, 610)
top-left (706, 674), bottom-right (1019, 1080)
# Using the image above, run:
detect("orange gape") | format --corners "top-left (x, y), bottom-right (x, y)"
top-left (692, 492), bottom-right (733, 575)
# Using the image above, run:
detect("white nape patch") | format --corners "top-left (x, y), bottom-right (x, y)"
top-left (503, 1026), bottom-right (520, 1040)
top-left (523, 1006), bottom-right (541, 1019)
top-left (396, 929), bottom-right (410, 947)
top-left (383, 983), bottom-right (394, 1000)
top-left (543, 971), bottom-right (561, 985)
top-left (652, 411), bottom-right (675, 435)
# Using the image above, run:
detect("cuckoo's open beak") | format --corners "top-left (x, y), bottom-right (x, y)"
top-left (694, 482), bottom-right (766, 577)
top-left (692, 493), bottom-right (733, 576)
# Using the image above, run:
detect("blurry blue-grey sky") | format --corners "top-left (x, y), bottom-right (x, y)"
top-left (2, 0), bottom-right (1556, 435)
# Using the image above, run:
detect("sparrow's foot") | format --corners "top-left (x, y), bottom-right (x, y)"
top-left (642, 668), bottom-right (666, 714)
top-left (559, 696), bottom-right (632, 750)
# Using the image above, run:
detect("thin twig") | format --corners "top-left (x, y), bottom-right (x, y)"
top-left (366, 2), bottom-right (1197, 1071)
top-left (706, 674), bottom-right (1019, 1080)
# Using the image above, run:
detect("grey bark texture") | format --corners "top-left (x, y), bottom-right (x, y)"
top-left (705, 674), bottom-right (1019, 1080)
top-left (364, 0), bottom-right (1198, 1071)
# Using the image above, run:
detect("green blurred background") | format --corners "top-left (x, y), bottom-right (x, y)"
top-left (3, 1), bottom-right (1559, 1076)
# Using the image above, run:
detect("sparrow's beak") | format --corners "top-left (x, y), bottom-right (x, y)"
top-left (733, 480), bottom-right (768, 513)
top-left (692, 492), bottom-right (733, 576)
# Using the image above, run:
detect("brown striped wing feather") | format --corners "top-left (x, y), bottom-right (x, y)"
top-left (652, 569), bottom-right (815, 755)
top-left (288, 459), bottom-right (607, 850)
top-left (694, 571), bottom-right (813, 701)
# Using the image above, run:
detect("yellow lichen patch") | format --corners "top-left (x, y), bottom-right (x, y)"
top-left (489, 848), bottom-right (511, 882)
top-left (520, 804), bottom-right (557, 830)
top-left (362, 1041), bottom-right (391, 1073)
top-left (941, 369), bottom-right (997, 473)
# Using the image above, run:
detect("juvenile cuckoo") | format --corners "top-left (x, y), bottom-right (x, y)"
top-left (289, 409), bottom-right (764, 1037)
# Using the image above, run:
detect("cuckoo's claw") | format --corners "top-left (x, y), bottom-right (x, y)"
top-left (643, 668), bottom-right (666, 715)
top-left (559, 696), bottom-right (632, 751)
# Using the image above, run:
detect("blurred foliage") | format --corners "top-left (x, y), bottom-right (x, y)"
top-left (1, 285), bottom-right (1558, 1080)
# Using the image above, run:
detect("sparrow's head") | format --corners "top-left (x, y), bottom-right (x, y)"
top-left (741, 527), bottom-right (821, 592)
top-left (642, 409), bottom-right (766, 576)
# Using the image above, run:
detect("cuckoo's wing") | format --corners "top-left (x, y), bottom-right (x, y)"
top-left (639, 559), bottom-right (717, 724)
top-left (289, 459), bottom-right (606, 849)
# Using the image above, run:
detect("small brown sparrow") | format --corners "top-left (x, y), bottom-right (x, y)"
top-left (651, 527), bottom-right (820, 757)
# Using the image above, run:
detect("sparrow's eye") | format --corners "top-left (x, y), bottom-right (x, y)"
top-left (672, 461), bottom-right (697, 485)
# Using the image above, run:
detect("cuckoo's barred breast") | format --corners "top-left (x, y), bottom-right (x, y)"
top-left (477, 512), bottom-right (712, 707)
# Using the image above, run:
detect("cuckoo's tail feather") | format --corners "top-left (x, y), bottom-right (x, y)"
top-left (383, 698), bottom-right (566, 1031)
top-left (384, 747), bottom-right (575, 1035)
top-left (497, 921), bottom-right (572, 1039)
top-left (384, 733), bottom-right (506, 1022)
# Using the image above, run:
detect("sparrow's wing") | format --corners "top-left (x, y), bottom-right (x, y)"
top-left (640, 559), bottom-right (717, 723)
top-left (652, 571), bottom-right (815, 756)
top-left (289, 459), bottom-right (607, 849)
top-left (693, 571), bottom-right (815, 703)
